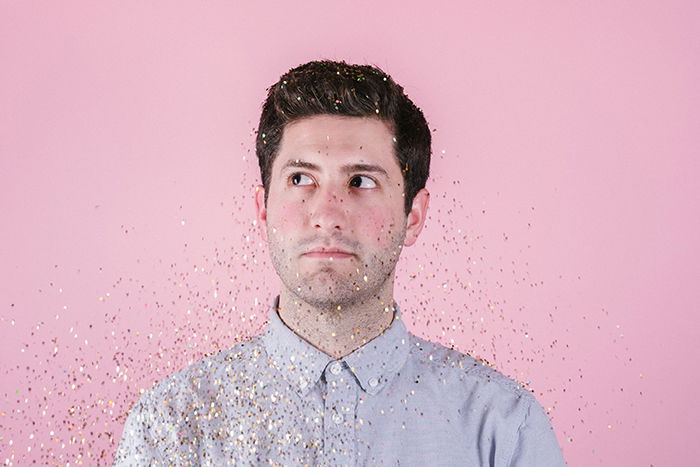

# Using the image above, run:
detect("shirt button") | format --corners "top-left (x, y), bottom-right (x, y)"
top-left (368, 377), bottom-right (379, 388)
top-left (299, 379), bottom-right (308, 390)
top-left (332, 412), bottom-right (344, 424)
top-left (330, 362), bottom-right (342, 375)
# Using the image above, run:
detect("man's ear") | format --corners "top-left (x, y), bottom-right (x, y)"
top-left (254, 184), bottom-right (268, 243)
top-left (404, 188), bottom-right (429, 247)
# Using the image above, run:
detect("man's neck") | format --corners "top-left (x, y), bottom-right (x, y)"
top-left (276, 288), bottom-right (395, 360)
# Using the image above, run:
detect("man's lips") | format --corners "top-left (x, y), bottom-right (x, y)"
top-left (302, 247), bottom-right (355, 259)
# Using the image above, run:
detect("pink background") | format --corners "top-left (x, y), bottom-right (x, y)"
top-left (2, 1), bottom-right (698, 465)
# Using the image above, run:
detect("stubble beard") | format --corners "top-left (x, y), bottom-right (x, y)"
top-left (267, 228), bottom-right (406, 313)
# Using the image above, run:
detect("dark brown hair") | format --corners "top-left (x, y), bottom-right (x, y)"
top-left (256, 60), bottom-right (431, 214)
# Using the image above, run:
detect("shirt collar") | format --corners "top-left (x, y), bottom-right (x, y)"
top-left (261, 296), bottom-right (410, 396)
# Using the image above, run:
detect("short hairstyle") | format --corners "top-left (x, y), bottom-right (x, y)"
top-left (255, 60), bottom-right (431, 215)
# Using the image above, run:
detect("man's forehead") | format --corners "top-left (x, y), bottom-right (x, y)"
top-left (274, 115), bottom-right (399, 172)
top-left (281, 115), bottom-right (393, 145)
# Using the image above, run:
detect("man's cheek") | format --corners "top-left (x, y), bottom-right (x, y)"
top-left (270, 203), bottom-right (304, 236)
top-left (363, 209), bottom-right (399, 240)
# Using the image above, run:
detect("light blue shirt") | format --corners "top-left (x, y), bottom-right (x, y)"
top-left (115, 299), bottom-right (565, 466)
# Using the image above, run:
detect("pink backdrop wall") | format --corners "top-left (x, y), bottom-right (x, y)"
top-left (2, 2), bottom-right (699, 465)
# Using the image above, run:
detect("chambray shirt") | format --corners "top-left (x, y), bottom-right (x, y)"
top-left (114, 300), bottom-right (565, 466)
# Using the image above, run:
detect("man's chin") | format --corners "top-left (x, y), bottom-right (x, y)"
top-left (292, 276), bottom-right (363, 309)
top-left (304, 275), bottom-right (356, 295)
top-left (300, 263), bottom-right (357, 282)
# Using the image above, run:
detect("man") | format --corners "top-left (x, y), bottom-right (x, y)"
top-left (115, 60), bottom-right (565, 466)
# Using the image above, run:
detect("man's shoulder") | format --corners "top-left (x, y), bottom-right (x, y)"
top-left (405, 332), bottom-right (535, 403)
top-left (402, 334), bottom-right (564, 465)
top-left (137, 335), bottom-right (267, 406)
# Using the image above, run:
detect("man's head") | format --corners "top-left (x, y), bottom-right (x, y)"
top-left (256, 60), bottom-right (431, 215)
top-left (254, 60), bottom-right (431, 311)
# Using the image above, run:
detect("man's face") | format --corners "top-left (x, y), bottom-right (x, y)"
top-left (255, 115), bottom-right (428, 310)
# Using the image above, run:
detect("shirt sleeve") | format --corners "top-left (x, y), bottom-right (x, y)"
top-left (507, 398), bottom-right (566, 467)
top-left (113, 395), bottom-right (166, 466)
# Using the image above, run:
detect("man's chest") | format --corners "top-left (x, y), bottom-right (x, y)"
top-left (168, 380), bottom-right (488, 466)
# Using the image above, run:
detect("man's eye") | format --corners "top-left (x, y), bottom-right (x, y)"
top-left (290, 173), bottom-right (314, 186)
top-left (349, 175), bottom-right (377, 189)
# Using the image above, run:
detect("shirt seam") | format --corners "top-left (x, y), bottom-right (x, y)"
top-left (503, 396), bottom-right (532, 467)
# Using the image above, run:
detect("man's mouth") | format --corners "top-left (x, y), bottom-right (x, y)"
top-left (302, 247), bottom-right (355, 259)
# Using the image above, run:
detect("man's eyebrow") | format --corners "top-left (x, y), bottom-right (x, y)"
top-left (279, 160), bottom-right (390, 178)
top-left (280, 159), bottom-right (320, 172)
top-left (341, 164), bottom-right (389, 178)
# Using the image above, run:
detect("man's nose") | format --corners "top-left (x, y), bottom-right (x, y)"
top-left (309, 186), bottom-right (348, 232)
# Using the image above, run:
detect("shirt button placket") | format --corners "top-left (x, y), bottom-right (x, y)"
top-left (323, 360), bottom-right (356, 466)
